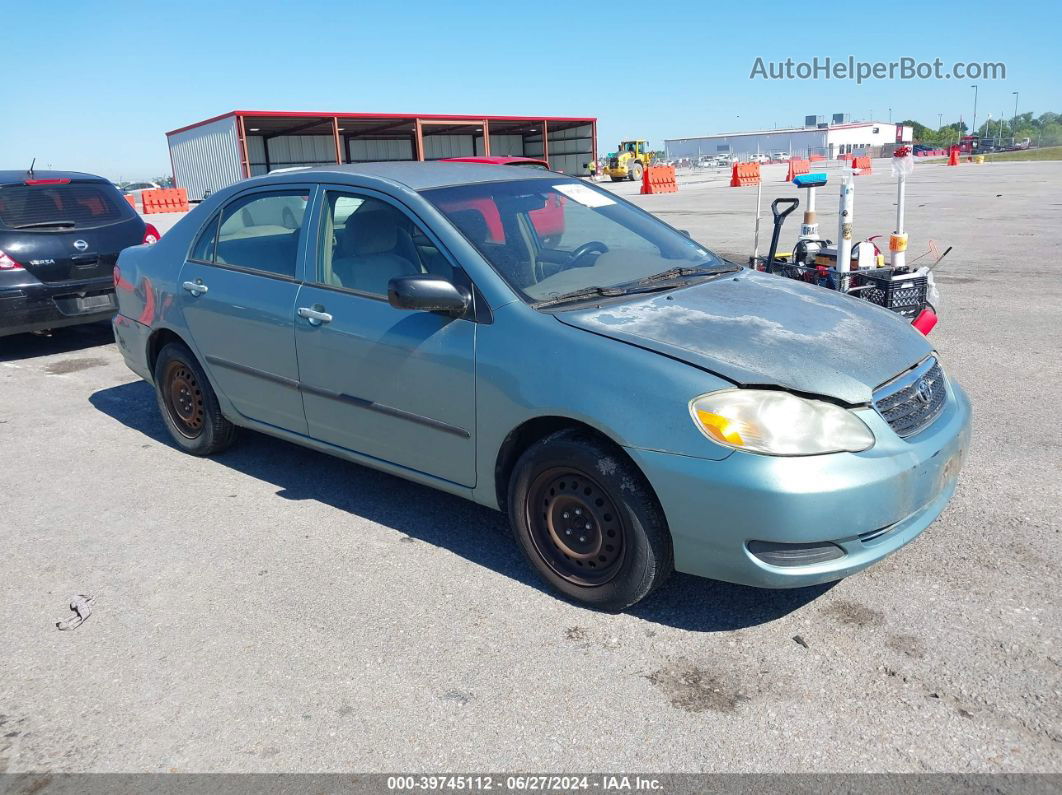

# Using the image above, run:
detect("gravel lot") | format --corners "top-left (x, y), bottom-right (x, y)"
top-left (1, 160), bottom-right (1059, 774)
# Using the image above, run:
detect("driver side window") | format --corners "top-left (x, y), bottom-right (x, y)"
top-left (318, 192), bottom-right (454, 297)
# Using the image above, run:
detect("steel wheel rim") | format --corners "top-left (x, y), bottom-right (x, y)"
top-left (526, 468), bottom-right (626, 586)
top-left (164, 361), bottom-right (205, 439)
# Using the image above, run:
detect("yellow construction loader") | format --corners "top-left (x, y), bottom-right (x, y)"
top-left (604, 140), bottom-right (653, 182)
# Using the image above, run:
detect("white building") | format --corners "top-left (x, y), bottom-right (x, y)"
top-left (665, 122), bottom-right (913, 161)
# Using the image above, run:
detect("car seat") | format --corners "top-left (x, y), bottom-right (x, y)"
top-left (331, 206), bottom-right (420, 294)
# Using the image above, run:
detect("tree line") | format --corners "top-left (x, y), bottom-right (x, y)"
top-left (900, 111), bottom-right (1061, 147)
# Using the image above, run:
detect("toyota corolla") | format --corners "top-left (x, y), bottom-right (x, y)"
top-left (112, 162), bottom-right (970, 610)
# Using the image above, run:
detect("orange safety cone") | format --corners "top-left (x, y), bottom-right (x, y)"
top-left (640, 164), bottom-right (651, 195)
top-left (947, 147), bottom-right (959, 166)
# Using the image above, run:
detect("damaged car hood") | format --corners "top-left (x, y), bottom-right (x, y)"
top-left (555, 268), bottom-right (933, 404)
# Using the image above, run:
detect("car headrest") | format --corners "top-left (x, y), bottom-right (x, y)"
top-left (449, 209), bottom-right (490, 245)
top-left (344, 210), bottom-right (398, 256)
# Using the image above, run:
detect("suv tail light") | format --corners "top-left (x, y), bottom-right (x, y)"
top-left (0, 248), bottom-right (24, 270)
top-left (143, 223), bottom-right (160, 245)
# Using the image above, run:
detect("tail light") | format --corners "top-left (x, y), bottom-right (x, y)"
top-left (143, 223), bottom-right (160, 245)
top-left (0, 248), bottom-right (24, 270)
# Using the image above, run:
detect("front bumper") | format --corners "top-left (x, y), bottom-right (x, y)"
top-left (627, 380), bottom-right (972, 588)
top-left (0, 276), bottom-right (116, 337)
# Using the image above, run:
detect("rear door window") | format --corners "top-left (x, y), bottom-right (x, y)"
top-left (214, 191), bottom-right (308, 279)
top-left (0, 182), bottom-right (129, 230)
top-left (190, 214), bottom-right (220, 262)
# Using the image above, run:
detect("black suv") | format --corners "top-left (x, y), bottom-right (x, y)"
top-left (0, 170), bottom-right (159, 337)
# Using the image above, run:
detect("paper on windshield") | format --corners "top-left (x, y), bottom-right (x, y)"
top-left (552, 183), bottom-right (615, 208)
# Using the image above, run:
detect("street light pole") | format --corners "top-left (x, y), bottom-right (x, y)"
top-left (971, 84), bottom-right (979, 138)
top-left (1012, 91), bottom-right (1019, 139)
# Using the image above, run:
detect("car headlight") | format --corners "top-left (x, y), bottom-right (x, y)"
top-left (689, 390), bottom-right (874, 456)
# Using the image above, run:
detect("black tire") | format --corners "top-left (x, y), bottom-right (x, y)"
top-left (153, 342), bottom-right (236, 456)
top-left (628, 162), bottom-right (643, 182)
top-left (507, 429), bottom-right (673, 611)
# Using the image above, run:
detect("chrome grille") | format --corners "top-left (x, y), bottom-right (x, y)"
top-left (873, 358), bottom-right (947, 438)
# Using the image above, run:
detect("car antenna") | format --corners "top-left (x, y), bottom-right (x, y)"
top-left (27, 157), bottom-right (36, 178)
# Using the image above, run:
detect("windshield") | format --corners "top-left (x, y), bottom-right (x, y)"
top-left (422, 178), bottom-right (726, 304)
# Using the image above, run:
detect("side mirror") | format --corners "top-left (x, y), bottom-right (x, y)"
top-left (388, 275), bottom-right (471, 316)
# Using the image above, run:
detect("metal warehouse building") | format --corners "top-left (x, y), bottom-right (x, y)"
top-left (167, 110), bottom-right (597, 200)
top-left (665, 120), bottom-right (913, 162)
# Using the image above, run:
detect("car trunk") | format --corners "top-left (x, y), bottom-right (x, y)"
top-left (0, 179), bottom-right (144, 284)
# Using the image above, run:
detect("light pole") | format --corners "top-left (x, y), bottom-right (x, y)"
top-left (1012, 91), bottom-right (1019, 139)
top-left (971, 84), bottom-right (979, 139)
top-left (937, 113), bottom-right (943, 129)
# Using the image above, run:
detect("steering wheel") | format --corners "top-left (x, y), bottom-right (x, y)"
top-left (569, 241), bottom-right (609, 267)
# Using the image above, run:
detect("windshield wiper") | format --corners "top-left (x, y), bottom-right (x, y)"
top-left (13, 220), bottom-right (76, 229)
top-left (636, 263), bottom-right (736, 284)
top-left (534, 263), bottom-right (741, 309)
top-left (534, 285), bottom-right (628, 308)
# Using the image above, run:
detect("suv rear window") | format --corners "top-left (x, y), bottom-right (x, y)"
top-left (0, 182), bottom-right (129, 230)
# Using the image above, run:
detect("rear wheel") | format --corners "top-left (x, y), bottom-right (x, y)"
top-left (508, 430), bottom-right (672, 611)
top-left (154, 342), bottom-right (236, 456)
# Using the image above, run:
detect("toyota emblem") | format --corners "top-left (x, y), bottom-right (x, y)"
top-left (73, 239), bottom-right (89, 252)
top-left (914, 377), bottom-right (933, 405)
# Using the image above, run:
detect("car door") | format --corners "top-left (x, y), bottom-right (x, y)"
top-left (178, 186), bottom-right (313, 434)
top-left (293, 187), bottom-right (477, 487)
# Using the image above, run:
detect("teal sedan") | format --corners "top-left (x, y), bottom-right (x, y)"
top-left (112, 163), bottom-right (970, 610)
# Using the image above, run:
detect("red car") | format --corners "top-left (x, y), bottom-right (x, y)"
top-left (441, 156), bottom-right (564, 245)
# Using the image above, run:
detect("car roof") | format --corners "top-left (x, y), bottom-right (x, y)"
top-left (440, 156), bottom-right (549, 166)
top-left (262, 161), bottom-right (561, 191)
top-left (0, 169), bottom-right (109, 185)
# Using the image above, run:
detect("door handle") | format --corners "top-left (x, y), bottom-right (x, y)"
top-left (182, 280), bottom-right (208, 296)
top-left (297, 306), bottom-right (333, 326)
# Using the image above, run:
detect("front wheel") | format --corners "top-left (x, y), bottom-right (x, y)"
top-left (154, 342), bottom-right (236, 456)
top-left (508, 430), bottom-right (673, 611)
top-left (628, 162), bottom-right (643, 182)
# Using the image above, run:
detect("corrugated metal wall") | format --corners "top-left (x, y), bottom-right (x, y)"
top-left (423, 134), bottom-right (476, 159)
top-left (167, 115), bottom-right (242, 201)
top-left (664, 130), bottom-right (827, 160)
top-left (246, 135), bottom-right (338, 175)
top-left (525, 124), bottom-right (593, 175)
top-left (479, 134), bottom-right (525, 156)
top-left (348, 138), bottom-right (414, 162)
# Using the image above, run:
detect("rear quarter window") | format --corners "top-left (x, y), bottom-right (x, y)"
top-left (0, 182), bottom-right (131, 230)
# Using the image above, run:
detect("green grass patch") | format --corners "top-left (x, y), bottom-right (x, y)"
top-left (983, 146), bottom-right (1062, 162)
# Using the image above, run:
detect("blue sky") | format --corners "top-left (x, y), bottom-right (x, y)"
top-left (3, 0), bottom-right (1055, 180)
